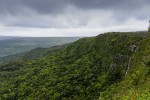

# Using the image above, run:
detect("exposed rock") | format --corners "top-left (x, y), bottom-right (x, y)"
top-left (129, 45), bottom-right (137, 52)
top-left (110, 63), bottom-right (117, 68)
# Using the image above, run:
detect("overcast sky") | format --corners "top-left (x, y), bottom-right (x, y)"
top-left (0, 0), bottom-right (150, 37)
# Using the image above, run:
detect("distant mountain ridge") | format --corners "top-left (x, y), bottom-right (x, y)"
top-left (0, 37), bottom-right (80, 57)
top-left (0, 44), bottom-right (69, 64)
top-left (0, 36), bottom-right (15, 40)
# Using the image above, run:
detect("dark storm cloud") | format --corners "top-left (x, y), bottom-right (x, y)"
top-left (0, 0), bottom-right (68, 14)
top-left (0, 0), bottom-right (22, 14)
top-left (0, 0), bottom-right (150, 33)
top-left (21, 0), bottom-right (68, 14)
top-left (0, 0), bottom-right (149, 15)
top-left (68, 0), bottom-right (144, 10)
top-left (67, 0), bottom-right (150, 20)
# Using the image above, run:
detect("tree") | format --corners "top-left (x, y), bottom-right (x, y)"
top-left (148, 20), bottom-right (150, 32)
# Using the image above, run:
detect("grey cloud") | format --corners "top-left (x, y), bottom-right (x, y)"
top-left (0, 0), bottom-right (149, 15)
top-left (0, 0), bottom-right (22, 14)
top-left (0, 0), bottom-right (150, 29)
top-left (20, 0), bottom-right (68, 14)
top-left (68, 0), bottom-right (140, 10)
top-left (0, 0), bottom-right (68, 15)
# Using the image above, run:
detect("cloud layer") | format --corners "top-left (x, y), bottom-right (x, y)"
top-left (0, 0), bottom-right (150, 36)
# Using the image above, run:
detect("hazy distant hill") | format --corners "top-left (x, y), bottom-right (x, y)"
top-left (0, 44), bottom-right (69, 64)
top-left (0, 37), bottom-right (80, 57)
top-left (0, 36), bottom-right (15, 40)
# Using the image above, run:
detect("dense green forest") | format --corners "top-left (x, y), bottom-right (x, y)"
top-left (0, 32), bottom-right (150, 99)
top-left (0, 37), bottom-right (80, 57)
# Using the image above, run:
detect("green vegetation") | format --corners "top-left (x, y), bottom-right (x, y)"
top-left (0, 37), bottom-right (80, 57)
top-left (0, 32), bottom-right (150, 99)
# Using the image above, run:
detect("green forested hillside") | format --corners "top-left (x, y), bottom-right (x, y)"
top-left (0, 32), bottom-right (150, 99)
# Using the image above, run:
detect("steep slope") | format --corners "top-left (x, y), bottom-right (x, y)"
top-left (0, 44), bottom-right (69, 64)
top-left (0, 32), bottom-right (150, 99)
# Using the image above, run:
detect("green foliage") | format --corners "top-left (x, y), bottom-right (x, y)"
top-left (0, 32), bottom-right (150, 99)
